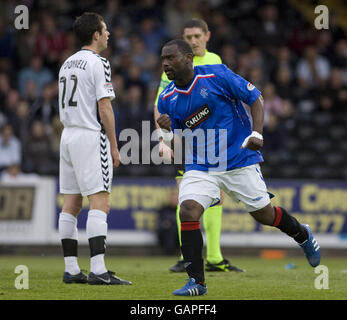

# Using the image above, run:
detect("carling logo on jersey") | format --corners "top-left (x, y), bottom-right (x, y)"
top-left (184, 104), bottom-right (211, 129)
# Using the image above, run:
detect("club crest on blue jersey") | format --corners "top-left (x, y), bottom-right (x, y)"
top-left (200, 87), bottom-right (208, 99)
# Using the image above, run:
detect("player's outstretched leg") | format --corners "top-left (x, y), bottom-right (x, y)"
top-left (298, 224), bottom-right (321, 267)
top-left (86, 209), bottom-right (132, 285)
top-left (251, 205), bottom-right (320, 267)
top-left (272, 206), bottom-right (320, 267)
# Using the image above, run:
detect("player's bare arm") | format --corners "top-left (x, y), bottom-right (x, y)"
top-left (154, 104), bottom-right (174, 159)
top-left (241, 95), bottom-right (264, 151)
top-left (98, 97), bottom-right (120, 167)
top-left (157, 114), bottom-right (175, 150)
top-left (154, 106), bottom-right (161, 131)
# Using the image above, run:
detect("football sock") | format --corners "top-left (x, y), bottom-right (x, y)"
top-left (272, 206), bottom-right (308, 244)
top-left (180, 221), bottom-right (205, 284)
top-left (203, 205), bottom-right (223, 264)
top-left (176, 204), bottom-right (184, 260)
top-left (58, 212), bottom-right (81, 275)
top-left (87, 209), bottom-right (108, 275)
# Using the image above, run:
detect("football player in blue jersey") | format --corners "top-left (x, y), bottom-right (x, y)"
top-left (157, 39), bottom-right (321, 296)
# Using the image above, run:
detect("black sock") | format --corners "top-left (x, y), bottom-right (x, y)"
top-left (61, 239), bottom-right (78, 257)
top-left (272, 206), bottom-right (308, 244)
top-left (88, 236), bottom-right (106, 257)
top-left (180, 221), bottom-right (205, 284)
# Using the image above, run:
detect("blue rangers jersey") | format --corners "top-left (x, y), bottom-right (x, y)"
top-left (157, 64), bottom-right (264, 172)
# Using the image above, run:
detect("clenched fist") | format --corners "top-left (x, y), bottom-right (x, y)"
top-left (157, 114), bottom-right (172, 132)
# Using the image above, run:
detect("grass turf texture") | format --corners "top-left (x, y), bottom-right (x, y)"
top-left (0, 256), bottom-right (346, 300)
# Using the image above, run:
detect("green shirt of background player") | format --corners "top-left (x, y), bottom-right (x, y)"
top-left (153, 19), bottom-right (243, 273)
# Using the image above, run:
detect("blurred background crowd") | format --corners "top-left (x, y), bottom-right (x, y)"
top-left (0, 0), bottom-right (346, 180)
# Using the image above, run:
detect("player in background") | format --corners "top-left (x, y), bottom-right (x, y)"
top-left (157, 40), bottom-right (320, 296)
top-left (154, 19), bottom-right (243, 273)
top-left (58, 12), bottom-right (131, 285)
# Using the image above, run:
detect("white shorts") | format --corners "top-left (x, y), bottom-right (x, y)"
top-left (59, 127), bottom-right (113, 197)
top-left (179, 164), bottom-right (270, 212)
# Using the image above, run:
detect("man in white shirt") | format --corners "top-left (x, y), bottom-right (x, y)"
top-left (0, 124), bottom-right (21, 171)
top-left (58, 12), bottom-right (131, 285)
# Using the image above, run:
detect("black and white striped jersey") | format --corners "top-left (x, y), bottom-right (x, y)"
top-left (58, 49), bottom-right (115, 131)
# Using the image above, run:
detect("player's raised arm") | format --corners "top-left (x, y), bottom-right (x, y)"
top-left (98, 97), bottom-right (120, 167)
top-left (241, 95), bottom-right (264, 151)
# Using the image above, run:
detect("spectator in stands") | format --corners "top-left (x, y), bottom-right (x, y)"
top-left (263, 112), bottom-right (288, 154)
top-left (275, 66), bottom-right (295, 100)
top-left (8, 99), bottom-right (31, 143)
top-left (253, 3), bottom-right (287, 56)
top-left (0, 123), bottom-right (21, 171)
top-left (208, 11), bottom-right (240, 52)
top-left (248, 67), bottom-right (265, 92)
top-left (129, 35), bottom-right (157, 79)
top-left (31, 83), bottom-right (58, 125)
top-left (0, 72), bottom-right (10, 108)
top-left (15, 21), bottom-right (40, 68)
top-left (235, 52), bottom-right (251, 78)
top-left (111, 25), bottom-right (131, 56)
top-left (318, 68), bottom-right (347, 113)
top-left (118, 84), bottom-right (148, 133)
top-left (0, 0), bottom-right (343, 180)
top-left (281, 99), bottom-right (295, 121)
top-left (164, 0), bottom-right (192, 38)
top-left (18, 55), bottom-right (54, 98)
top-left (112, 73), bottom-right (127, 106)
top-left (332, 39), bottom-right (347, 82)
top-left (296, 45), bottom-right (330, 90)
top-left (22, 120), bottom-right (57, 175)
top-left (262, 82), bottom-right (283, 125)
top-left (125, 63), bottom-right (147, 90)
top-left (139, 17), bottom-right (169, 55)
top-left (271, 46), bottom-right (295, 80)
top-left (329, 10), bottom-right (346, 42)
top-left (248, 47), bottom-right (267, 75)
top-left (23, 79), bottom-right (39, 106)
top-left (220, 43), bottom-right (237, 70)
top-left (0, 19), bottom-right (14, 60)
top-left (102, 0), bottom-right (130, 30)
top-left (288, 21), bottom-right (316, 57)
top-left (3, 89), bottom-right (20, 120)
top-left (0, 163), bottom-right (38, 182)
top-left (316, 30), bottom-right (334, 62)
top-left (35, 13), bottom-right (67, 71)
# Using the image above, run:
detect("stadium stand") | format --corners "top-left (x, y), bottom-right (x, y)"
top-left (0, 0), bottom-right (346, 180)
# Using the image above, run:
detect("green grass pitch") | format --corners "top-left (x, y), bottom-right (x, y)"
top-left (0, 255), bottom-right (346, 300)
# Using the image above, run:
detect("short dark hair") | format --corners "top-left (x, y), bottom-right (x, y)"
top-left (183, 19), bottom-right (209, 33)
top-left (163, 39), bottom-right (193, 56)
top-left (73, 12), bottom-right (104, 46)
